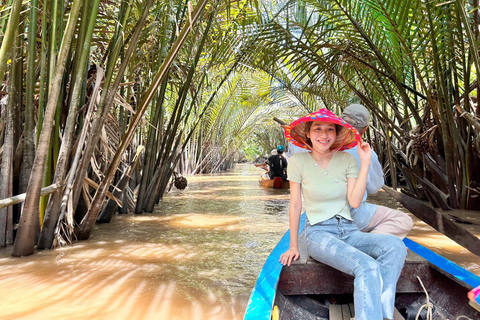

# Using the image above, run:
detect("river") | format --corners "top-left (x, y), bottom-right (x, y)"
top-left (0, 163), bottom-right (479, 319)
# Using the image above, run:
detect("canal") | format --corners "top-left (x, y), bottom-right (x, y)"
top-left (0, 163), bottom-right (478, 319)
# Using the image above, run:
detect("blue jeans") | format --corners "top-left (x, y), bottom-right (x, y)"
top-left (305, 215), bottom-right (406, 320)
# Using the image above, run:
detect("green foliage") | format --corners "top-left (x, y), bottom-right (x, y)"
top-left (240, 138), bottom-right (263, 161)
top-left (2, 0), bottom-right (480, 255)
top-left (233, 0), bottom-right (480, 209)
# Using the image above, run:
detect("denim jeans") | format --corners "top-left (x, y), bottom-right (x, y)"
top-left (305, 215), bottom-right (406, 320)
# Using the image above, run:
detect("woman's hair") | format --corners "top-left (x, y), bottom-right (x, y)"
top-left (304, 122), bottom-right (342, 148)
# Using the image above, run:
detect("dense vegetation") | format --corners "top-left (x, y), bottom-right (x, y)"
top-left (0, 0), bottom-right (479, 256)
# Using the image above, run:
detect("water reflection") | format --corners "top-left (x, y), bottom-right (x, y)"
top-left (0, 164), bottom-right (290, 320)
top-left (0, 164), bottom-right (478, 320)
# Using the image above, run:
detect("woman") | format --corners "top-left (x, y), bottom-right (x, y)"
top-left (279, 109), bottom-right (406, 320)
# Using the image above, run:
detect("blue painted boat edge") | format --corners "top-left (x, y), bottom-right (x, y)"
top-left (403, 237), bottom-right (480, 289)
top-left (243, 213), bottom-right (306, 320)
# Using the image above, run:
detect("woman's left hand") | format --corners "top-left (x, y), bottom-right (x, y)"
top-left (357, 141), bottom-right (372, 164)
top-left (280, 248), bottom-right (300, 266)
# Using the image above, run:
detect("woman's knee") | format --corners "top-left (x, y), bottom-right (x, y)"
top-left (393, 236), bottom-right (406, 250)
top-left (386, 236), bottom-right (407, 260)
top-left (353, 258), bottom-right (381, 280)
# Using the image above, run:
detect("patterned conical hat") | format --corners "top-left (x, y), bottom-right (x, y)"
top-left (284, 108), bottom-right (361, 151)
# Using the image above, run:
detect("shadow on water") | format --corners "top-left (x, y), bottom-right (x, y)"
top-left (0, 163), bottom-right (478, 320)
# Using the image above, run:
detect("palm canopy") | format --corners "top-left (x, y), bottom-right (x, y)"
top-left (235, 0), bottom-right (480, 209)
top-left (0, 0), bottom-right (479, 253)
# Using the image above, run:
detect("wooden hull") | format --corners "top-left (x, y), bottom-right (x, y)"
top-left (259, 178), bottom-right (290, 189)
top-left (244, 213), bottom-right (480, 320)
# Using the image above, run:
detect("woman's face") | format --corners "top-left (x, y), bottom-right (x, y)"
top-left (306, 121), bottom-right (336, 153)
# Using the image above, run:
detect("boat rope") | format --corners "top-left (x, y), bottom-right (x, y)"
top-left (414, 276), bottom-right (474, 320)
top-left (415, 276), bottom-right (433, 320)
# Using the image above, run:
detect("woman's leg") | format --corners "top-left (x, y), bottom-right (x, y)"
top-left (344, 221), bottom-right (407, 319)
top-left (305, 217), bottom-right (383, 320)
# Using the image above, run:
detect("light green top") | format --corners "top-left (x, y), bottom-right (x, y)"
top-left (287, 152), bottom-right (359, 225)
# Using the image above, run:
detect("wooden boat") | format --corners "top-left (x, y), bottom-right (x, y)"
top-left (259, 177), bottom-right (290, 189)
top-left (244, 213), bottom-right (480, 320)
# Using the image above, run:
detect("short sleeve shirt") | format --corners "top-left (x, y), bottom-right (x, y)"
top-left (287, 152), bottom-right (359, 225)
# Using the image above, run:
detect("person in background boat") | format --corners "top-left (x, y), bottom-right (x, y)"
top-left (279, 108), bottom-right (406, 320)
top-left (341, 104), bottom-right (413, 239)
top-left (266, 145), bottom-right (288, 180)
top-left (254, 156), bottom-right (270, 180)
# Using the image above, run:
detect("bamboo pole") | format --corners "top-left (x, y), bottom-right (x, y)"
top-left (0, 184), bottom-right (60, 210)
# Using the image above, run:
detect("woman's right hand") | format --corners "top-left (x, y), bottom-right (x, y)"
top-left (280, 248), bottom-right (300, 266)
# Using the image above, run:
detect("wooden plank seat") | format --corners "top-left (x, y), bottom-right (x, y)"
top-left (285, 230), bottom-right (435, 296)
top-left (328, 304), bottom-right (405, 320)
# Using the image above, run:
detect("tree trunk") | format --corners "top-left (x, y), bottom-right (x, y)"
top-left (11, 31), bottom-right (24, 233)
top-left (37, 0), bottom-right (101, 250)
top-left (97, 147), bottom-right (142, 222)
top-left (12, 0), bottom-right (82, 256)
top-left (0, 83), bottom-right (15, 247)
top-left (76, 0), bottom-right (209, 240)
top-left (20, 0), bottom-right (39, 194)
top-left (0, 0), bottom-right (23, 82)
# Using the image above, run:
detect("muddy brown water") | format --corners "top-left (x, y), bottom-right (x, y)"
top-left (0, 164), bottom-right (479, 319)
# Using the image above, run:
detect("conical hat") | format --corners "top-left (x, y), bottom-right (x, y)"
top-left (284, 108), bottom-right (360, 151)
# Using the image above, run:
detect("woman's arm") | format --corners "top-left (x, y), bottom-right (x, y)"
top-left (347, 141), bottom-right (372, 208)
top-left (279, 181), bottom-right (302, 266)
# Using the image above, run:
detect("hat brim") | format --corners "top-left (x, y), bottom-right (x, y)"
top-left (285, 109), bottom-right (361, 151)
